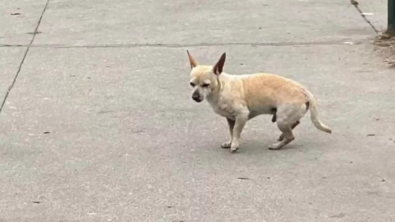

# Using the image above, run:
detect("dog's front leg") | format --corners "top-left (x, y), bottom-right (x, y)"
top-left (230, 113), bottom-right (249, 153)
top-left (221, 118), bottom-right (235, 149)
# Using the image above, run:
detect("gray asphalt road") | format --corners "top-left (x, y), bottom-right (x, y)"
top-left (1, 0), bottom-right (394, 221)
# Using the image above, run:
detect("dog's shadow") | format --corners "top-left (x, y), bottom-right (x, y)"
top-left (235, 139), bottom-right (305, 156)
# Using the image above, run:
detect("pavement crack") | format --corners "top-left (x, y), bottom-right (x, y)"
top-left (350, 0), bottom-right (379, 34)
top-left (0, 0), bottom-right (50, 114)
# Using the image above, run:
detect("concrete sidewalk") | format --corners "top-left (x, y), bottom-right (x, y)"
top-left (1, 0), bottom-right (394, 222)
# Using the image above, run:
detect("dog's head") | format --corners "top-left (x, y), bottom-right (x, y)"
top-left (186, 51), bottom-right (226, 103)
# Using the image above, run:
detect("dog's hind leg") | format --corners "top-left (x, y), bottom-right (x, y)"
top-left (278, 121), bottom-right (300, 141)
top-left (269, 104), bottom-right (307, 150)
top-left (221, 118), bottom-right (235, 149)
top-left (269, 123), bottom-right (294, 150)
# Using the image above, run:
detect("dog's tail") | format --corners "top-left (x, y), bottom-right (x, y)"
top-left (306, 91), bottom-right (332, 134)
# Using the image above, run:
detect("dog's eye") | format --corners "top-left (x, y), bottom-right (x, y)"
top-left (190, 82), bottom-right (196, 87)
top-left (202, 83), bottom-right (210, 87)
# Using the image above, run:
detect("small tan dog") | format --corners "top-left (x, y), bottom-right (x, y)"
top-left (187, 51), bottom-right (332, 153)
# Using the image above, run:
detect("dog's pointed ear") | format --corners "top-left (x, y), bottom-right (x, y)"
top-left (186, 50), bottom-right (198, 69)
top-left (213, 53), bottom-right (226, 75)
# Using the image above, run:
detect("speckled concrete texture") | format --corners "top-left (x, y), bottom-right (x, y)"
top-left (1, 0), bottom-right (394, 222)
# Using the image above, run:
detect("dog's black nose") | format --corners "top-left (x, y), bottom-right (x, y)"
top-left (192, 92), bottom-right (202, 102)
top-left (192, 94), bottom-right (199, 100)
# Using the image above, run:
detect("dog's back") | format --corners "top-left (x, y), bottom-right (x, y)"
top-left (239, 73), bottom-right (309, 112)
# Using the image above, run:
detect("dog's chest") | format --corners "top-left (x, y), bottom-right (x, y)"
top-left (208, 100), bottom-right (236, 119)
top-left (215, 105), bottom-right (234, 117)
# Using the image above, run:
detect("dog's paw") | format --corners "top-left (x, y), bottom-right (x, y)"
top-left (268, 143), bottom-right (282, 150)
top-left (230, 147), bottom-right (239, 153)
top-left (230, 143), bottom-right (239, 153)
top-left (221, 141), bottom-right (232, 149)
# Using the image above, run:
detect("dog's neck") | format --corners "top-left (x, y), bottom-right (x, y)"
top-left (206, 73), bottom-right (231, 103)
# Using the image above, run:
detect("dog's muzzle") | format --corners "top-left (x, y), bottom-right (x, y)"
top-left (192, 91), bottom-right (202, 102)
